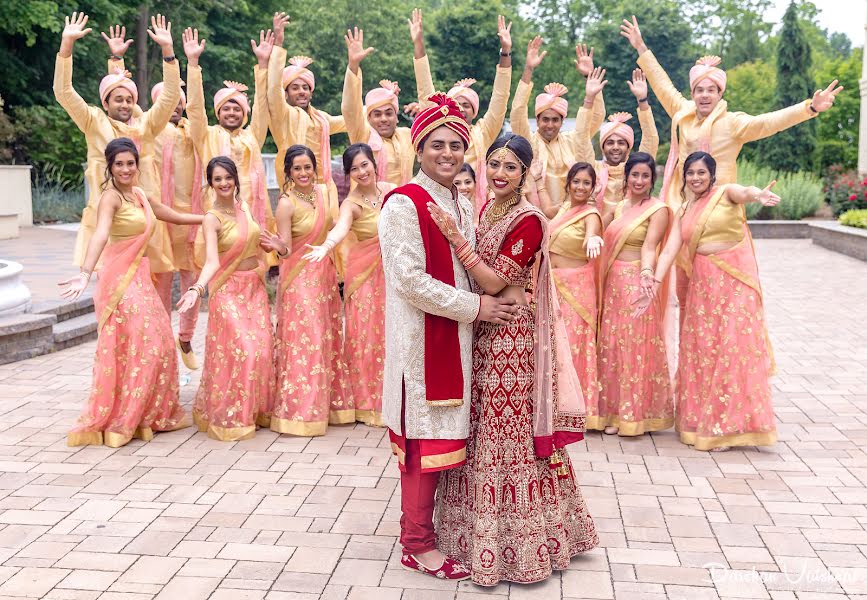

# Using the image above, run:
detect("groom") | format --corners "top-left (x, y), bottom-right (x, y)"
top-left (379, 93), bottom-right (517, 579)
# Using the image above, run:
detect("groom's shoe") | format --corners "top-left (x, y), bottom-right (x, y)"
top-left (400, 553), bottom-right (471, 581)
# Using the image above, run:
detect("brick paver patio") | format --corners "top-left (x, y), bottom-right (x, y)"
top-left (0, 238), bottom-right (865, 599)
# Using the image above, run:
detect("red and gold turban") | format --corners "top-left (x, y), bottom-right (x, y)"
top-left (410, 93), bottom-right (470, 151)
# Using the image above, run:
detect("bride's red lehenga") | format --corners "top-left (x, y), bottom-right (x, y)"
top-left (435, 202), bottom-right (599, 587)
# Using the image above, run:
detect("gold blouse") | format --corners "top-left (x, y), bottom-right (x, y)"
top-left (699, 195), bottom-right (745, 244)
top-left (614, 202), bottom-right (650, 251)
top-left (109, 196), bottom-right (147, 242)
top-left (549, 207), bottom-right (594, 261)
top-left (348, 197), bottom-right (380, 242)
top-left (209, 209), bottom-right (261, 259)
top-left (290, 187), bottom-right (335, 240)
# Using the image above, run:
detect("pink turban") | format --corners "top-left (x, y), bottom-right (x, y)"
top-left (447, 78), bottom-right (479, 115)
top-left (690, 55), bottom-right (726, 93)
top-left (282, 56), bottom-right (316, 91)
top-left (599, 112), bottom-right (635, 149)
top-left (151, 81), bottom-right (186, 110)
top-left (99, 68), bottom-right (138, 109)
top-left (213, 81), bottom-right (251, 125)
top-left (365, 79), bottom-right (400, 115)
top-left (534, 82), bottom-right (569, 118)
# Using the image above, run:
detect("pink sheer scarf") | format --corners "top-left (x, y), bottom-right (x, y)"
top-left (278, 185), bottom-right (329, 302)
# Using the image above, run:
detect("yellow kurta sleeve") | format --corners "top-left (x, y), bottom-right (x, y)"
top-left (249, 64), bottom-right (270, 148)
top-left (728, 101), bottom-right (816, 144)
top-left (107, 56), bottom-right (124, 73)
top-left (415, 54), bottom-right (436, 104)
top-left (53, 54), bottom-right (96, 134)
top-left (142, 58), bottom-right (181, 139)
top-left (509, 79), bottom-right (532, 138)
top-left (268, 47), bottom-right (293, 148)
top-left (185, 64), bottom-right (208, 153)
top-left (587, 89), bottom-right (606, 136)
top-left (326, 111), bottom-right (347, 135)
top-left (475, 65), bottom-right (511, 148)
top-left (573, 92), bottom-right (605, 163)
top-left (637, 105), bottom-right (659, 159)
top-left (342, 67), bottom-right (369, 143)
top-left (636, 50), bottom-right (688, 118)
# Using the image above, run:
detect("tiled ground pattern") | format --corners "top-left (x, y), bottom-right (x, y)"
top-left (0, 239), bottom-right (865, 599)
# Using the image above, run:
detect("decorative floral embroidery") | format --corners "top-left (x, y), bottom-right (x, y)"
top-left (511, 238), bottom-right (524, 256)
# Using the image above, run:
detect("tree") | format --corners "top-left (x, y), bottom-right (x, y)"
top-left (813, 48), bottom-right (860, 171)
top-left (724, 59), bottom-right (775, 164)
top-left (760, 1), bottom-right (815, 172)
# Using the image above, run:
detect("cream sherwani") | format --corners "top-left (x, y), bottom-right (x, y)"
top-left (54, 54), bottom-right (180, 269)
top-left (510, 80), bottom-right (606, 206)
top-left (342, 67), bottom-right (415, 186)
top-left (379, 171), bottom-right (480, 439)
top-left (638, 49), bottom-right (817, 206)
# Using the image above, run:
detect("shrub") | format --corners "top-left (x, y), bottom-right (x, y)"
top-left (823, 165), bottom-right (867, 217)
top-left (31, 163), bottom-right (85, 224)
top-left (9, 104), bottom-right (86, 187)
top-left (839, 209), bottom-right (867, 229)
top-left (736, 160), bottom-right (823, 220)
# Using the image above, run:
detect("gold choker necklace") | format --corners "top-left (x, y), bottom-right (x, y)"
top-left (485, 195), bottom-right (519, 224)
top-left (293, 189), bottom-right (316, 206)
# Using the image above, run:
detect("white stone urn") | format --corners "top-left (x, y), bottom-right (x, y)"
top-left (0, 260), bottom-right (32, 316)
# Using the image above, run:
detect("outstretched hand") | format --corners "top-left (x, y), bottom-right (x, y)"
top-left (58, 273), bottom-right (90, 302)
top-left (574, 43), bottom-right (594, 77)
top-left (408, 8), bottom-right (423, 44)
top-left (585, 235), bottom-right (604, 259)
top-left (757, 180), bottom-right (781, 207)
top-left (345, 27), bottom-right (375, 69)
top-left (60, 12), bottom-right (91, 55)
top-left (812, 79), bottom-right (843, 113)
top-left (176, 289), bottom-right (199, 314)
top-left (585, 66), bottom-right (608, 99)
top-left (146, 14), bottom-right (173, 51)
top-left (619, 15), bottom-right (647, 54)
top-left (497, 15), bottom-right (513, 54)
top-left (251, 29), bottom-right (275, 66)
top-left (525, 36), bottom-right (546, 71)
top-left (272, 12), bottom-right (290, 47)
top-left (259, 230), bottom-right (288, 255)
top-left (627, 68), bottom-right (648, 101)
top-left (101, 25), bottom-right (133, 57)
top-left (182, 28), bottom-right (206, 63)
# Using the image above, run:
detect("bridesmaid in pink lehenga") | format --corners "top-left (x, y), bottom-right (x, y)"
top-left (60, 138), bottom-right (194, 447)
top-left (177, 156), bottom-right (274, 442)
top-left (646, 151), bottom-right (779, 451)
top-left (304, 143), bottom-right (395, 426)
top-left (270, 145), bottom-right (353, 436)
top-left (596, 152), bottom-right (673, 437)
top-left (430, 134), bottom-right (598, 587)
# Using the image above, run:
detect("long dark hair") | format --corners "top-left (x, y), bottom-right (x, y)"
top-left (565, 161), bottom-right (597, 200)
top-left (680, 151), bottom-right (717, 205)
top-left (282, 145), bottom-right (317, 194)
top-left (458, 162), bottom-right (476, 182)
top-left (101, 137), bottom-right (139, 193)
top-left (486, 133), bottom-right (534, 190)
top-left (622, 151), bottom-right (657, 202)
top-left (343, 143), bottom-right (377, 176)
top-left (206, 155), bottom-right (241, 201)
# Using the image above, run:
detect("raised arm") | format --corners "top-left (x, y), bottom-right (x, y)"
top-left (573, 43), bottom-right (604, 134)
top-left (729, 80), bottom-right (841, 143)
top-left (54, 13), bottom-right (95, 133)
top-left (183, 28), bottom-right (208, 151)
top-left (475, 16), bottom-right (513, 145)
top-left (142, 15), bottom-right (182, 138)
top-left (574, 67), bottom-right (607, 163)
top-left (409, 9), bottom-right (436, 104)
top-left (250, 29), bottom-right (275, 148)
top-left (379, 196), bottom-right (480, 322)
top-left (621, 16), bottom-right (687, 117)
top-left (511, 36), bottom-right (545, 138)
top-left (629, 69), bottom-right (659, 158)
top-left (342, 27), bottom-right (375, 143)
top-left (268, 14), bottom-right (293, 147)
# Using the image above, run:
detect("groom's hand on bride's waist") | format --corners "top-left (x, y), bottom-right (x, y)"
top-left (477, 295), bottom-right (519, 325)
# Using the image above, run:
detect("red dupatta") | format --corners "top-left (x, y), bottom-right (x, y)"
top-left (382, 183), bottom-right (465, 407)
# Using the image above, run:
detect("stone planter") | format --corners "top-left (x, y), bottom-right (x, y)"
top-left (0, 260), bottom-right (32, 316)
top-left (809, 221), bottom-right (867, 262)
top-left (0, 165), bottom-right (33, 227)
top-left (747, 220), bottom-right (812, 239)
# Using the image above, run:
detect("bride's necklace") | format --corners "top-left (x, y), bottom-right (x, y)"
top-left (360, 186), bottom-right (382, 210)
top-left (292, 188), bottom-right (316, 206)
top-left (485, 194), bottom-right (519, 224)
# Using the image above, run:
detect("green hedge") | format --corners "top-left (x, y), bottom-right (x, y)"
top-left (736, 160), bottom-right (823, 220)
top-left (839, 209), bottom-right (867, 229)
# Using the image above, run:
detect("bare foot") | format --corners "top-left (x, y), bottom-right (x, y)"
top-left (604, 426), bottom-right (619, 435)
top-left (414, 548), bottom-right (446, 570)
top-left (710, 446), bottom-right (731, 452)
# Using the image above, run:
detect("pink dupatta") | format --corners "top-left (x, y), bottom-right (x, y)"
top-left (95, 188), bottom-right (154, 332)
top-left (208, 200), bottom-right (254, 295)
top-left (278, 185), bottom-right (329, 300)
